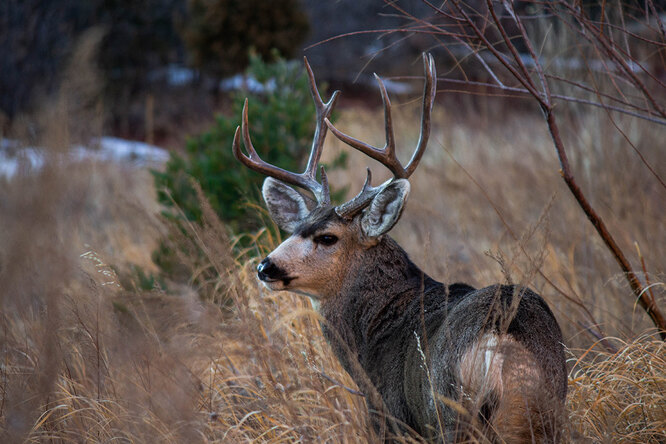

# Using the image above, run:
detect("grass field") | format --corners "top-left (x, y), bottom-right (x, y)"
top-left (1, 88), bottom-right (664, 442)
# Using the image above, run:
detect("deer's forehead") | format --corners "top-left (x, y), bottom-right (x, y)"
top-left (294, 207), bottom-right (347, 238)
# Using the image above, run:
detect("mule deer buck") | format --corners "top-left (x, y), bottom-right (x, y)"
top-left (233, 54), bottom-right (567, 443)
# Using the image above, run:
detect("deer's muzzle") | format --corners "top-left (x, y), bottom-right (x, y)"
top-left (257, 257), bottom-right (293, 285)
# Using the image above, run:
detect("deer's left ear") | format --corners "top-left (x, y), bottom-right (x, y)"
top-left (262, 177), bottom-right (311, 233)
top-left (361, 179), bottom-right (410, 239)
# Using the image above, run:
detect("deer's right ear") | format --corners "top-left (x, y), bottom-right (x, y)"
top-left (262, 177), bottom-right (310, 233)
top-left (361, 179), bottom-right (410, 239)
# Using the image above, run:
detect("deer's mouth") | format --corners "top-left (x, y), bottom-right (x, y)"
top-left (260, 275), bottom-right (295, 284)
top-left (260, 276), bottom-right (296, 290)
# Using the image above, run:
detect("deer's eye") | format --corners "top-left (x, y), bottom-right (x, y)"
top-left (313, 234), bottom-right (338, 246)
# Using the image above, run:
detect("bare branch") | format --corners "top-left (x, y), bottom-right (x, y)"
top-left (388, 0), bottom-right (666, 338)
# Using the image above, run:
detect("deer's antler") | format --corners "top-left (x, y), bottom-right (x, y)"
top-left (232, 57), bottom-right (340, 205)
top-left (328, 53), bottom-right (437, 218)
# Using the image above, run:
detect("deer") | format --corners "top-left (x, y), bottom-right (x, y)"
top-left (232, 54), bottom-right (567, 443)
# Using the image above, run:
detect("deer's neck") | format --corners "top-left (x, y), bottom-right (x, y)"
top-left (318, 237), bottom-right (447, 415)
top-left (320, 236), bottom-right (439, 346)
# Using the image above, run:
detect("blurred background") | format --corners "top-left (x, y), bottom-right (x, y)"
top-left (0, 0), bottom-right (446, 144)
top-left (1, 0), bottom-right (665, 442)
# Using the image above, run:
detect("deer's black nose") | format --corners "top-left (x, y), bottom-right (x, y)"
top-left (257, 257), bottom-right (280, 281)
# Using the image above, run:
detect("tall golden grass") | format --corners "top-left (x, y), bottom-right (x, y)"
top-left (1, 66), bottom-right (664, 442)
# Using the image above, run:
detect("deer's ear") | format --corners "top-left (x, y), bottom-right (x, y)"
top-left (361, 179), bottom-right (410, 239)
top-left (262, 178), bottom-right (310, 233)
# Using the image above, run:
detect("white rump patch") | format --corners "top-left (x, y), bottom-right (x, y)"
top-left (458, 334), bottom-right (553, 440)
top-left (459, 334), bottom-right (505, 400)
top-left (458, 334), bottom-right (542, 404)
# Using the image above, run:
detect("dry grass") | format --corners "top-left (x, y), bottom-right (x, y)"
top-left (1, 83), bottom-right (664, 442)
top-left (568, 335), bottom-right (665, 442)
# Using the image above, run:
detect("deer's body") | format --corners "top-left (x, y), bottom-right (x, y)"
top-left (268, 206), bottom-right (566, 441)
top-left (234, 55), bottom-right (567, 442)
top-left (326, 238), bottom-right (566, 441)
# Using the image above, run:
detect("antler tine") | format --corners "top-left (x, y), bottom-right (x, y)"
top-left (324, 73), bottom-right (404, 178)
top-left (304, 58), bottom-right (340, 190)
top-left (334, 168), bottom-right (388, 218)
top-left (331, 53), bottom-right (437, 219)
top-left (325, 53), bottom-right (436, 179)
top-left (405, 52), bottom-right (436, 178)
top-left (376, 73), bottom-right (397, 163)
top-left (232, 59), bottom-right (341, 205)
top-left (232, 99), bottom-right (317, 193)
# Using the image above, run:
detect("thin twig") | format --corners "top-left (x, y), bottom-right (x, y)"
top-left (317, 371), bottom-right (365, 397)
top-left (397, 76), bottom-right (666, 126)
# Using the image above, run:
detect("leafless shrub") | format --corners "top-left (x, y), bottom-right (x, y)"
top-left (367, 0), bottom-right (666, 338)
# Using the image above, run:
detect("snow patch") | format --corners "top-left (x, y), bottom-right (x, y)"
top-left (0, 137), bottom-right (169, 178)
